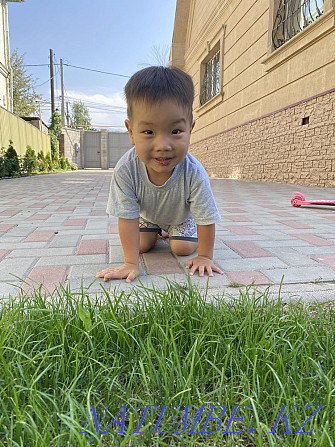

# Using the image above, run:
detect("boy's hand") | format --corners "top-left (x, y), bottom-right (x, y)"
top-left (96, 263), bottom-right (139, 283)
top-left (185, 256), bottom-right (224, 277)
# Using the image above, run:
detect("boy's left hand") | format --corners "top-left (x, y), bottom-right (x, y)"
top-left (185, 256), bottom-right (224, 277)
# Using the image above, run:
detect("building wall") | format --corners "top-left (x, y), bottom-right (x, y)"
top-left (0, 0), bottom-right (10, 109)
top-left (190, 89), bottom-right (335, 187)
top-left (171, 0), bottom-right (335, 186)
top-left (0, 105), bottom-right (50, 156)
top-left (59, 127), bottom-right (82, 168)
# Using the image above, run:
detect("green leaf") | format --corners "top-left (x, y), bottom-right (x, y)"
top-left (78, 304), bottom-right (92, 331)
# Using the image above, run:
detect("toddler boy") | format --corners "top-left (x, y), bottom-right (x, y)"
top-left (96, 66), bottom-right (223, 283)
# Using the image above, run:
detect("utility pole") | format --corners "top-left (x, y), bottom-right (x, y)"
top-left (66, 101), bottom-right (71, 127)
top-left (49, 49), bottom-right (55, 116)
top-left (60, 58), bottom-right (65, 125)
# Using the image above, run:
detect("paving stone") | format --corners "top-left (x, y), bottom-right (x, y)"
top-left (0, 210), bottom-right (19, 216)
top-left (311, 255), bottom-right (335, 269)
top-left (24, 230), bottom-right (56, 242)
top-left (109, 224), bottom-right (119, 233)
top-left (0, 224), bottom-right (17, 233)
top-left (108, 243), bottom-right (126, 263)
top-left (49, 235), bottom-right (81, 248)
top-left (27, 214), bottom-right (51, 221)
top-left (19, 266), bottom-right (69, 296)
top-left (263, 265), bottom-right (335, 284)
top-left (35, 254), bottom-right (107, 266)
top-left (224, 215), bottom-right (251, 222)
top-left (7, 247), bottom-right (74, 258)
top-left (64, 218), bottom-right (87, 226)
top-left (293, 233), bottom-right (334, 246)
top-left (90, 210), bottom-right (107, 216)
top-left (142, 252), bottom-right (184, 274)
top-left (0, 242), bottom-right (47, 250)
top-left (76, 239), bottom-right (108, 255)
top-left (219, 257), bottom-right (288, 272)
top-left (0, 250), bottom-right (9, 261)
top-left (279, 220), bottom-right (313, 229)
top-left (0, 257), bottom-right (36, 281)
top-left (224, 241), bottom-right (272, 257)
top-left (226, 270), bottom-right (271, 285)
top-left (0, 281), bottom-right (21, 298)
top-left (225, 226), bottom-right (258, 235)
top-left (85, 221), bottom-right (109, 230)
top-left (266, 247), bottom-right (317, 266)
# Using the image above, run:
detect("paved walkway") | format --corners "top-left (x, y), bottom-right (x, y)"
top-left (1, 170), bottom-right (335, 301)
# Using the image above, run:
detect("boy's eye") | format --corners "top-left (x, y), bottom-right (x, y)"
top-left (143, 130), bottom-right (153, 135)
top-left (172, 129), bottom-right (182, 134)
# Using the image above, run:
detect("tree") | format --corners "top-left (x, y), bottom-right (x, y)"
top-left (71, 101), bottom-right (93, 130)
top-left (49, 111), bottom-right (62, 160)
top-left (11, 49), bottom-right (42, 116)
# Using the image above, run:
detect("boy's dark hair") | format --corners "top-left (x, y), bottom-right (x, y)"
top-left (124, 66), bottom-right (194, 122)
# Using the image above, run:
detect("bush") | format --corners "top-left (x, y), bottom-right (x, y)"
top-left (65, 157), bottom-right (71, 170)
top-left (37, 151), bottom-right (47, 172)
top-left (22, 146), bottom-right (38, 174)
top-left (52, 158), bottom-right (60, 170)
top-left (4, 141), bottom-right (20, 177)
top-left (70, 162), bottom-right (78, 170)
top-left (59, 156), bottom-right (67, 170)
top-left (45, 152), bottom-right (53, 171)
top-left (0, 147), bottom-right (6, 177)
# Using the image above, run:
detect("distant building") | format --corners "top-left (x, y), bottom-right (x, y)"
top-left (0, 0), bottom-right (24, 110)
top-left (0, 1), bottom-right (50, 157)
top-left (170, 0), bottom-right (335, 187)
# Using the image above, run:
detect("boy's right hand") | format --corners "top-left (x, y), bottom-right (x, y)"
top-left (96, 263), bottom-right (139, 283)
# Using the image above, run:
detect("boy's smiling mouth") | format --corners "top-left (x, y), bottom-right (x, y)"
top-left (154, 157), bottom-right (172, 166)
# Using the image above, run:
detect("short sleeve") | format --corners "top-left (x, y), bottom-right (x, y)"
top-left (189, 174), bottom-right (221, 225)
top-left (106, 168), bottom-right (139, 219)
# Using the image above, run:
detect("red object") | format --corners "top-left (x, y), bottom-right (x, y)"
top-left (291, 192), bottom-right (335, 208)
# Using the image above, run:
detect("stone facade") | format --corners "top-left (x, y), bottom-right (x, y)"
top-left (170, 0), bottom-right (335, 187)
top-left (59, 128), bottom-right (82, 168)
top-left (190, 89), bottom-right (335, 187)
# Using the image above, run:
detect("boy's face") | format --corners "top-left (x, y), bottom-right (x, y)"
top-left (125, 99), bottom-right (195, 185)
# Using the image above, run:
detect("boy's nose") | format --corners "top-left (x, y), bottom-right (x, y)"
top-left (155, 135), bottom-right (172, 151)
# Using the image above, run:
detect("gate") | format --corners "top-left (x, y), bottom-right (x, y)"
top-left (108, 132), bottom-right (132, 168)
top-left (83, 131), bottom-right (101, 168)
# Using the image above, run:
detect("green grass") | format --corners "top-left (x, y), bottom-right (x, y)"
top-left (0, 277), bottom-right (334, 446)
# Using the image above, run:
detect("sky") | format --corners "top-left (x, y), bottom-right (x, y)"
top-left (7, 0), bottom-right (177, 130)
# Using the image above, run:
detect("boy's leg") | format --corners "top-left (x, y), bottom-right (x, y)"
top-left (139, 231), bottom-right (159, 253)
top-left (168, 216), bottom-right (199, 256)
top-left (139, 217), bottom-right (161, 253)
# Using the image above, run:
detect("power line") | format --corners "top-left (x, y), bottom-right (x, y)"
top-left (24, 62), bottom-right (130, 78)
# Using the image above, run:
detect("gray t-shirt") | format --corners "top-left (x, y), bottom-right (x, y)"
top-left (106, 147), bottom-right (221, 226)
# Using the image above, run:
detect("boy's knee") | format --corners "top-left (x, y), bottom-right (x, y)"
top-left (170, 240), bottom-right (198, 256)
top-left (139, 232), bottom-right (158, 253)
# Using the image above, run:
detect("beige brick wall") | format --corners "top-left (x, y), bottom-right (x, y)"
top-left (60, 128), bottom-right (81, 168)
top-left (190, 89), bottom-right (335, 187)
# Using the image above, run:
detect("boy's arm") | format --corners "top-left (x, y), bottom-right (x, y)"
top-left (118, 217), bottom-right (140, 264)
top-left (197, 223), bottom-right (215, 259)
top-left (185, 223), bottom-right (224, 277)
top-left (96, 217), bottom-right (140, 282)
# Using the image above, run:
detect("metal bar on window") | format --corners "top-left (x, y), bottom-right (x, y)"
top-left (200, 51), bottom-right (220, 106)
top-left (272, 0), bottom-right (324, 50)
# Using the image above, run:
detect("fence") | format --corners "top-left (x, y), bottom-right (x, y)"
top-left (0, 106), bottom-right (50, 157)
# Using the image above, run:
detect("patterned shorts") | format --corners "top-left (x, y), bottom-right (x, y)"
top-left (139, 215), bottom-right (198, 241)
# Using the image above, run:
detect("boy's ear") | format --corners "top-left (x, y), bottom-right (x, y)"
top-left (125, 119), bottom-right (135, 145)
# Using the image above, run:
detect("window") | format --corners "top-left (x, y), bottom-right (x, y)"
top-left (200, 51), bottom-right (220, 106)
top-left (272, 0), bottom-right (324, 50)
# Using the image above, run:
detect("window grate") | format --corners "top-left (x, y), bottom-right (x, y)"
top-left (272, 0), bottom-right (324, 50)
top-left (200, 51), bottom-right (220, 106)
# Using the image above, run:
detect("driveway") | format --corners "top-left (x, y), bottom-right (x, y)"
top-left (1, 170), bottom-right (335, 301)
